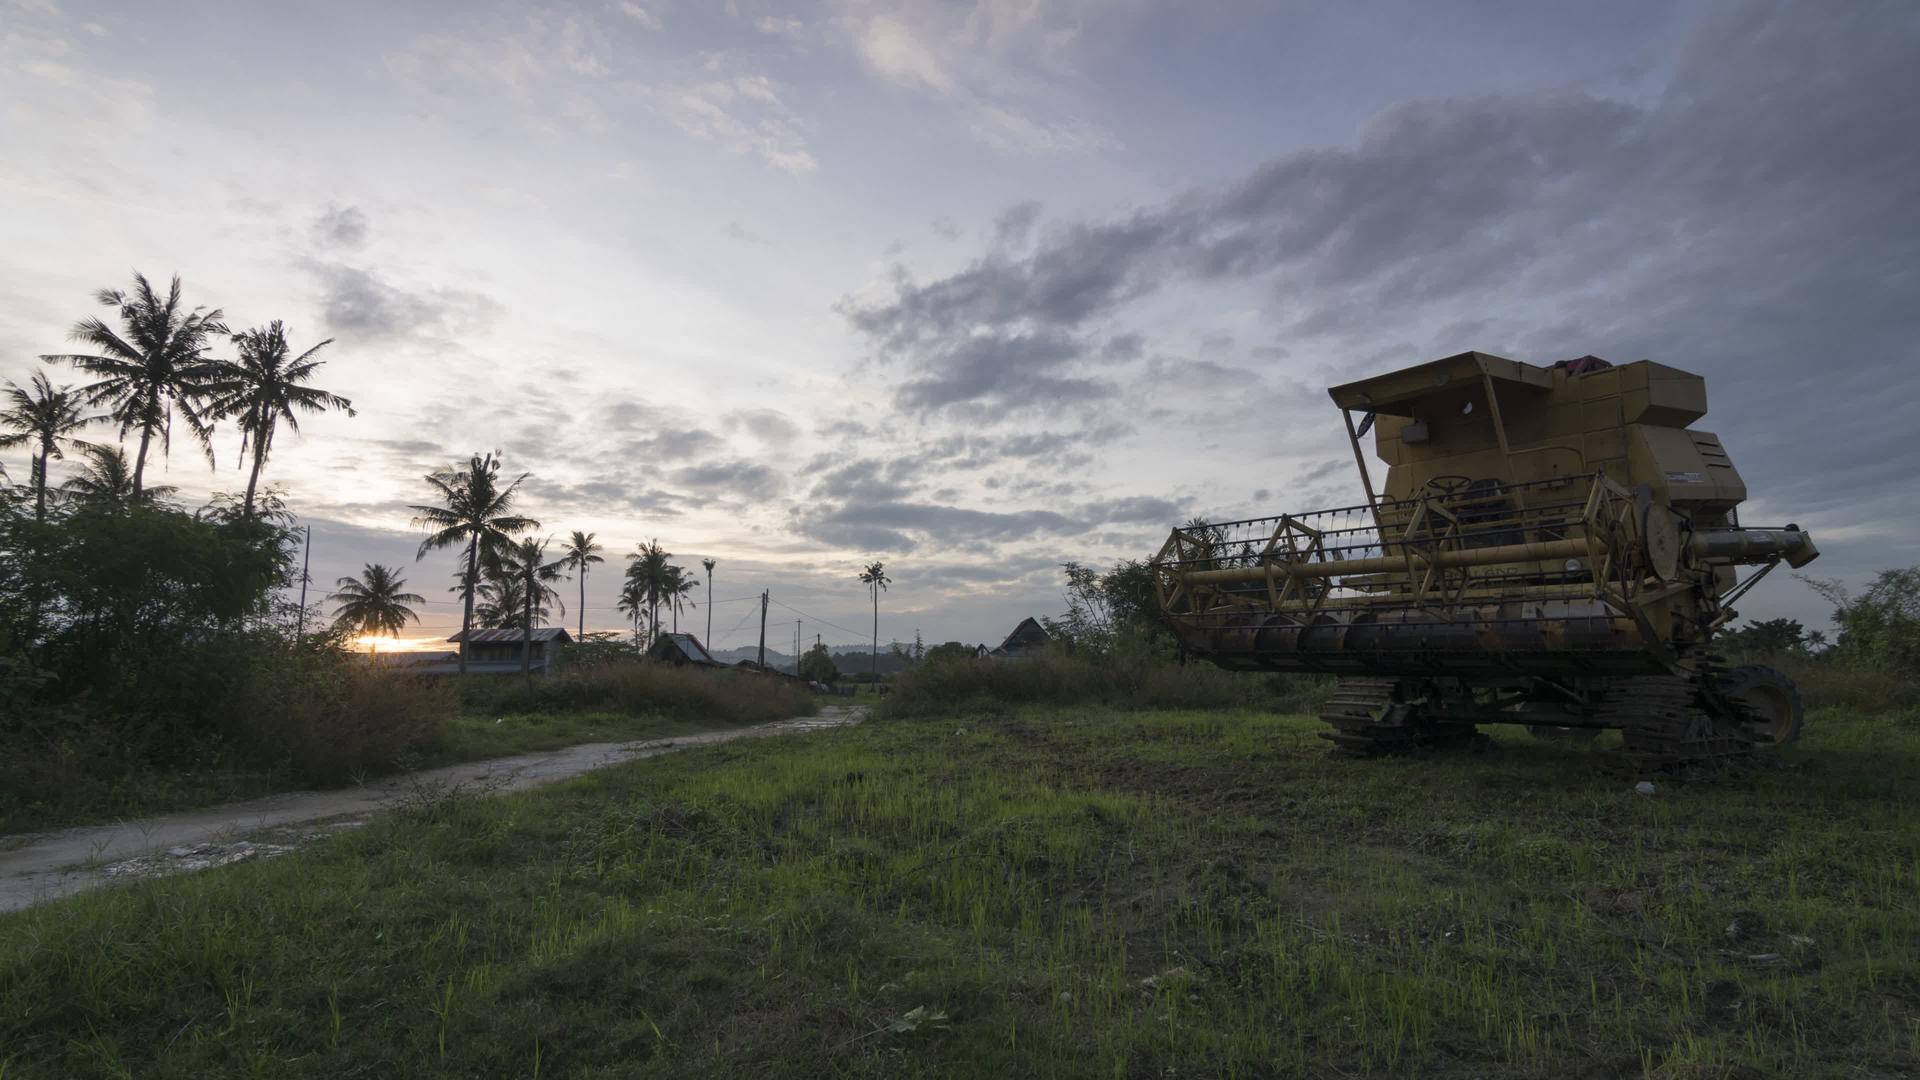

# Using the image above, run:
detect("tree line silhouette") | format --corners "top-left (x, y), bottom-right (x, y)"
top-left (3, 271), bottom-right (898, 686)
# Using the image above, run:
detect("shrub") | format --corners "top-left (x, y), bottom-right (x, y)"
top-left (460, 662), bottom-right (816, 726)
top-left (1771, 654), bottom-right (1916, 717)
top-left (216, 660), bottom-right (454, 784)
top-left (877, 641), bottom-right (1332, 719)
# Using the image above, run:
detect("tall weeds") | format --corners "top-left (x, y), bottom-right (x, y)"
top-left (878, 644), bottom-right (1332, 719)
top-left (460, 662), bottom-right (816, 727)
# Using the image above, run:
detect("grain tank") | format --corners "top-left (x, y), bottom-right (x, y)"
top-left (1149, 352), bottom-right (1816, 769)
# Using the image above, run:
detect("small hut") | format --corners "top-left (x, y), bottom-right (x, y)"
top-left (988, 617), bottom-right (1051, 660)
top-left (439, 627), bottom-right (573, 674)
top-left (647, 632), bottom-right (723, 667)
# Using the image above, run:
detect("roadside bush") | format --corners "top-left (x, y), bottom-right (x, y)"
top-left (215, 658), bottom-right (454, 784)
top-left (878, 642), bottom-right (1332, 719)
top-left (0, 638), bottom-right (455, 829)
top-left (1772, 654), bottom-right (1916, 717)
top-left (460, 662), bottom-right (816, 726)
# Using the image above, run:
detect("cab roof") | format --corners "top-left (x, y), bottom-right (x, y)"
top-left (1327, 351), bottom-right (1552, 415)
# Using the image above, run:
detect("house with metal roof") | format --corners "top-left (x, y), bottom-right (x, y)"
top-left (988, 617), bottom-right (1052, 660)
top-left (647, 632), bottom-right (724, 667)
top-left (420, 627), bottom-right (574, 674)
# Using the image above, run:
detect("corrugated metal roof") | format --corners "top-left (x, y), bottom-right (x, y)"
top-left (447, 627), bottom-right (574, 644)
top-left (654, 632), bottom-right (719, 665)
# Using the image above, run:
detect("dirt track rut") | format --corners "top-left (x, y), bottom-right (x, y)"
top-left (0, 706), bottom-right (862, 913)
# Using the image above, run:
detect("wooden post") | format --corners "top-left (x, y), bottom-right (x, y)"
top-left (757, 590), bottom-right (769, 668)
top-left (295, 525), bottom-right (312, 641)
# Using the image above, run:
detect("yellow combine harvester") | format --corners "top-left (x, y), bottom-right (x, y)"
top-left (1149, 351), bottom-right (1816, 770)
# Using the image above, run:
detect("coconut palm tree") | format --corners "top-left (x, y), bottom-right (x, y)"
top-left (617, 577), bottom-right (647, 654)
top-left (327, 564), bottom-right (424, 655)
top-left (497, 536), bottom-right (567, 677)
top-left (559, 530), bottom-right (604, 642)
top-left (475, 575), bottom-right (529, 631)
top-left (702, 556), bottom-right (716, 646)
top-left (41, 273), bottom-right (226, 498)
top-left (410, 452), bottom-right (538, 674)
top-left (202, 321), bottom-right (354, 517)
top-left (665, 564), bottom-right (697, 633)
top-left (624, 539), bottom-right (672, 648)
top-left (0, 372), bottom-right (96, 521)
top-left (859, 560), bottom-right (891, 678)
top-left (61, 443), bottom-right (176, 507)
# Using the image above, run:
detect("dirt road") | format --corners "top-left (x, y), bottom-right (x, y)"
top-left (0, 706), bottom-right (863, 913)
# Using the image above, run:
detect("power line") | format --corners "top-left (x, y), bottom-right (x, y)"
top-left (767, 597), bottom-right (871, 641)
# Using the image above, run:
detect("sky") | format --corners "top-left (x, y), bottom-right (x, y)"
top-left (2, 0), bottom-right (1916, 653)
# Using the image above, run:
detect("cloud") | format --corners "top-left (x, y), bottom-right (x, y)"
top-left (753, 14), bottom-right (805, 40)
top-left (637, 70), bottom-right (818, 174)
top-left (843, 2), bottom-right (1116, 157)
top-left (614, 2), bottom-right (663, 30)
top-left (311, 204), bottom-right (368, 249)
top-left (623, 428), bottom-right (726, 459)
top-left (798, 499), bottom-right (1077, 552)
top-left (668, 459), bottom-right (785, 501)
top-left (305, 262), bottom-right (500, 342)
top-left (889, 330), bottom-right (1113, 414)
top-left (724, 408), bottom-right (801, 444)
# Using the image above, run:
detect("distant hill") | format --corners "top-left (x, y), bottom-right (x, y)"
top-left (708, 644), bottom-right (919, 675)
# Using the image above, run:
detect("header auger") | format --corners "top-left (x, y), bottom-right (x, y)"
top-left (1150, 351), bottom-right (1817, 773)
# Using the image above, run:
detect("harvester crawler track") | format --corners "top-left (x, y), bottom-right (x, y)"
top-left (1319, 677), bottom-right (1479, 755)
top-left (1605, 651), bottom-right (1757, 775)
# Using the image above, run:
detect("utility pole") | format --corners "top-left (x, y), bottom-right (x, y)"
top-left (295, 525), bottom-right (312, 642)
top-left (794, 620), bottom-right (801, 674)
top-left (757, 589), bottom-right (769, 668)
top-left (703, 558), bottom-right (715, 647)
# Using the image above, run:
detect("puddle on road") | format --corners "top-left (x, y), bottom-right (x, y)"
top-left (96, 820), bottom-right (370, 881)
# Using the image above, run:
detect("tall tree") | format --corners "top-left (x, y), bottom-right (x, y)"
top-left (60, 443), bottom-right (176, 506)
top-left (665, 564), bottom-right (697, 633)
top-left (202, 321), bottom-right (354, 517)
top-left (497, 536), bottom-right (567, 677)
top-left (702, 556), bottom-right (716, 646)
top-left (859, 560), bottom-right (891, 678)
top-left (410, 452), bottom-right (538, 674)
top-left (617, 577), bottom-right (647, 654)
top-left (476, 575), bottom-right (529, 631)
top-left (326, 564), bottom-right (424, 655)
top-left (560, 530), bottom-right (604, 642)
top-left (41, 273), bottom-right (226, 497)
top-left (625, 539), bottom-right (672, 647)
top-left (0, 372), bottom-right (94, 521)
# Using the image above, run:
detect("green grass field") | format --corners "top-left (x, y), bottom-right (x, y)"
top-left (2, 703), bottom-right (1914, 1077)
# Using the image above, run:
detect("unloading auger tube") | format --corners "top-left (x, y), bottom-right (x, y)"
top-left (1149, 350), bottom-right (1819, 772)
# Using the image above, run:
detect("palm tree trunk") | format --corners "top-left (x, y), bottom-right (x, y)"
top-left (31, 446), bottom-right (47, 522)
top-left (872, 586), bottom-right (879, 679)
top-left (522, 565), bottom-right (534, 679)
top-left (242, 426), bottom-right (270, 517)
top-left (578, 569), bottom-right (587, 643)
top-left (131, 421), bottom-right (154, 498)
top-left (705, 568), bottom-right (712, 646)
top-left (459, 539), bottom-right (477, 675)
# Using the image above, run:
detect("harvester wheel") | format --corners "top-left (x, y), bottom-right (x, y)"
top-left (1716, 664), bottom-right (1804, 748)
